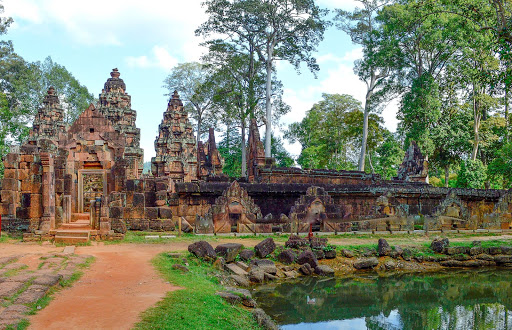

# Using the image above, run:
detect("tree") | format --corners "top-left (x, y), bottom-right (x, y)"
top-left (163, 62), bottom-right (217, 147)
top-left (488, 141), bottom-right (512, 188)
top-left (334, 0), bottom-right (393, 172)
top-left (206, 45), bottom-right (265, 178)
top-left (197, 0), bottom-right (329, 157)
top-left (35, 57), bottom-right (95, 124)
top-left (378, 1), bottom-right (470, 157)
top-left (263, 134), bottom-right (295, 167)
top-left (286, 93), bottom-right (387, 170)
top-left (373, 131), bottom-right (404, 179)
top-left (456, 159), bottom-right (487, 188)
top-left (218, 124), bottom-right (243, 178)
top-left (204, 40), bottom-right (289, 177)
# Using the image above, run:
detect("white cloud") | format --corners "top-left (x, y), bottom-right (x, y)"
top-left (125, 55), bottom-right (151, 68)
top-left (4, 0), bottom-right (42, 24)
top-left (125, 46), bottom-right (178, 71)
top-left (3, 0), bottom-right (207, 48)
top-left (341, 47), bottom-right (363, 61)
top-left (153, 46), bottom-right (179, 71)
top-left (317, 0), bottom-right (359, 10)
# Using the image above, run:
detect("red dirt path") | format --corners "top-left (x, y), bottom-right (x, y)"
top-left (27, 244), bottom-right (179, 330)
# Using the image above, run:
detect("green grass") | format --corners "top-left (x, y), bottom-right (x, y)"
top-left (135, 253), bottom-right (262, 330)
top-left (0, 232), bottom-right (21, 243)
top-left (54, 241), bottom-right (92, 247)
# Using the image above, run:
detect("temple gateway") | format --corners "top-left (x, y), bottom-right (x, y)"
top-left (1, 69), bottom-right (511, 242)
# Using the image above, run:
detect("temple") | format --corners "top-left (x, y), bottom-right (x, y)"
top-left (1, 69), bottom-right (511, 242)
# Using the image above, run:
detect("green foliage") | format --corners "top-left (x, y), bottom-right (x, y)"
top-left (263, 134), bottom-right (295, 168)
top-left (456, 159), bottom-right (487, 188)
top-left (373, 131), bottom-right (404, 179)
top-left (35, 57), bottom-right (95, 124)
top-left (218, 128), bottom-right (242, 178)
top-left (488, 142), bottom-right (512, 188)
top-left (286, 93), bottom-right (388, 170)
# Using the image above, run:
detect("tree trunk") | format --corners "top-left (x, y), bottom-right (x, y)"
top-left (264, 55), bottom-right (273, 158)
top-left (196, 115), bottom-right (202, 179)
top-left (196, 116), bottom-right (202, 152)
top-left (505, 89), bottom-right (509, 143)
top-left (444, 164), bottom-right (449, 188)
top-left (241, 124), bottom-right (247, 178)
top-left (358, 102), bottom-right (370, 171)
top-left (471, 85), bottom-right (479, 161)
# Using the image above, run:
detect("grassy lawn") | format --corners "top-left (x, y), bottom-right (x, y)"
top-left (135, 253), bottom-right (262, 330)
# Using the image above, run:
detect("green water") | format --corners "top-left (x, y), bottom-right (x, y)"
top-left (253, 270), bottom-right (512, 329)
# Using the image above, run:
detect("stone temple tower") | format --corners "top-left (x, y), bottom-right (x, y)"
top-left (97, 68), bottom-right (144, 178)
top-left (28, 86), bottom-right (66, 147)
top-left (151, 91), bottom-right (198, 182)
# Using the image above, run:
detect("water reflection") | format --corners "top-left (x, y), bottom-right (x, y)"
top-left (253, 270), bottom-right (512, 329)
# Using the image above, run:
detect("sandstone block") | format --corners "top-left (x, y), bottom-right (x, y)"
top-left (297, 250), bottom-right (319, 268)
top-left (215, 243), bottom-right (243, 263)
top-left (254, 238), bottom-right (276, 258)
top-left (188, 241), bottom-right (216, 261)
top-left (353, 257), bottom-right (379, 269)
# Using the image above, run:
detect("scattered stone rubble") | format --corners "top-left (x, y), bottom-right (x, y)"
top-left (0, 250), bottom-right (92, 329)
top-left (183, 235), bottom-right (512, 329)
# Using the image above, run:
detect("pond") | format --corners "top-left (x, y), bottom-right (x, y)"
top-left (253, 269), bottom-right (512, 329)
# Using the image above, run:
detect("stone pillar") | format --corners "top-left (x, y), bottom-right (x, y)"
top-left (63, 195), bottom-right (71, 224)
top-left (39, 153), bottom-right (55, 232)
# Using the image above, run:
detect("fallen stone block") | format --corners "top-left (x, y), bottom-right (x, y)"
top-left (188, 241), bottom-right (216, 261)
top-left (314, 265), bottom-right (335, 276)
top-left (224, 263), bottom-right (248, 276)
top-left (353, 257), bottom-right (379, 270)
top-left (254, 238), bottom-right (276, 258)
top-left (215, 243), bottom-right (243, 263)
top-left (250, 259), bottom-right (277, 275)
top-left (216, 291), bottom-right (241, 305)
top-left (297, 251), bottom-right (318, 268)
top-left (0, 281), bottom-right (25, 298)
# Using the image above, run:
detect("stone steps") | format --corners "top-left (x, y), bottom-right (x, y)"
top-left (54, 229), bottom-right (90, 244)
top-left (71, 213), bottom-right (90, 221)
top-left (61, 220), bottom-right (91, 230)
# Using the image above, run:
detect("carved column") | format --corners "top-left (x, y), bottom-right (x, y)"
top-left (39, 153), bottom-right (56, 232)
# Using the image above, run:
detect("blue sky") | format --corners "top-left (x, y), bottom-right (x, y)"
top-left (3, 0), bottom-right (398, 162)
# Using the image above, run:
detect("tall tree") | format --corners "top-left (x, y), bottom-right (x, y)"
top-left (197, 0), bottom-right (329, 157)
top-left (163, 62), bottom-right (217, 148)
top-left (334, 0), bottom-right (393, 172)
top-left (286, 93), bottom-right (387, 170)
top-left (204, 41), bottom-right (289, 177)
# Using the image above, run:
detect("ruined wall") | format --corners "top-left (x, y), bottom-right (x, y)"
top-left (104, 177), bottom-right (510, 234)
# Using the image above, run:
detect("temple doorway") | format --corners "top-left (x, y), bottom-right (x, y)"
top-left (78, 169), bottom-right (107, 214)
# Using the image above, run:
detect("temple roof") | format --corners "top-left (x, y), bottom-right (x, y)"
top-left (103, 68), bottom-right (126, 93)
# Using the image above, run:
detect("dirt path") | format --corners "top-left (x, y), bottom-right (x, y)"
top-left (27, 244), bottom-right (179, 330)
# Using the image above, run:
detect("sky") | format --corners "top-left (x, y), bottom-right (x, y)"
top-left (3, 0), bottom-right (399, 162)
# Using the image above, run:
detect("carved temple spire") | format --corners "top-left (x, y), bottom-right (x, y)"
top-left (28, 86), bottom-right (66, 145)
top-left (151, 91), bottom-right (198, 181)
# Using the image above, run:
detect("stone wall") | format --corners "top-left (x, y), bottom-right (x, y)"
top-left (105, 176), bottom-right (510, 234)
